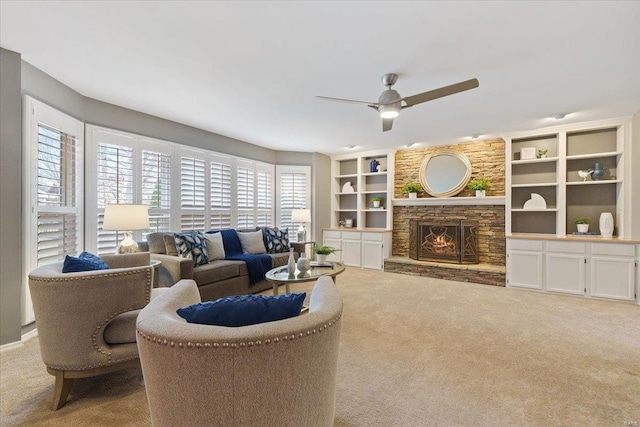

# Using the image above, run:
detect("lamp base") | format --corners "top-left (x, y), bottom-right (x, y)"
top-left (297, 225), bottom-right (306, 242)
top-left (117, 231), bottom-right (140, 254)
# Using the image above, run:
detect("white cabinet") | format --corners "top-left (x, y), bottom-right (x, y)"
top-left (507, 237), bottom-right (638, 302)
top-left (323, 229), bottom-right (391, 270)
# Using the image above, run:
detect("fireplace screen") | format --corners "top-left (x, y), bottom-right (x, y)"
top-left (409, 220), bottom-right (478, 264)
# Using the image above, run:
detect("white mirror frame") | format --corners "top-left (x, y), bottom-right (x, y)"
top-left (419, 151), bottom-right (472, 198)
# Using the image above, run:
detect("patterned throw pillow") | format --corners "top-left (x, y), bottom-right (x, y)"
top-left (264, 227), bottom-right (290, 254)
top-left (174, 232), bottom-right (209, 266)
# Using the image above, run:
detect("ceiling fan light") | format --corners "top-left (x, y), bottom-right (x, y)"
top-left (379, 105), bottom-right (400, 119)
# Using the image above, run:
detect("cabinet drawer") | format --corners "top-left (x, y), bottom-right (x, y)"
top-left (591, 243), bottom-right (636, 257)
top-left (508, 239), bottom-right (543, 251)
top-left (361, 232), bottom-right (383, 242)
top-left (323, 230), bottom-right (341, 239)
top-left (546, 241), bottom-right (585, 254)
top-left (341, 231), bottom-right (361, 240)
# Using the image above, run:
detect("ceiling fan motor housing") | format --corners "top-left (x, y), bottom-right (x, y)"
top-left (378, 89), bottom-right (402, 118)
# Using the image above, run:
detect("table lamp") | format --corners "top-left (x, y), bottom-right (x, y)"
top-left (291, 208), bottom-right (311, 242)
top-left (103, 204), bottom-right (150, 254)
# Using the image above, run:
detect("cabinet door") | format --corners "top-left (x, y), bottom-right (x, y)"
top-left (590, 256), bottom-right (635, 301)
top-left (323, 238), bottom-right (342, 262)
top-left (341, 239), bottom-right (362, 267)
top-left (545, 253), bottom-right (585, 295)
top-left (362, 241), bottom-right (383, 270)
top-left (507, 250), bottom-right (543, 289)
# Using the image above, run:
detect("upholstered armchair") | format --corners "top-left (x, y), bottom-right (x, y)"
top-left (136, 277), bottom-right (343, 427)
top-left (28, 252), bottom-right (154, 410)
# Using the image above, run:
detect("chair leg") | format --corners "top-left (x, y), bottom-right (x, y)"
top-left (52, 371), bottom-right (73, 411)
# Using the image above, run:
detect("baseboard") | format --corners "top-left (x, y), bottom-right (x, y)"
top-left (0, 328), bottom-right (38, 353)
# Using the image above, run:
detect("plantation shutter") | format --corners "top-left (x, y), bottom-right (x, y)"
top-left (210, 159), bottom-right (232, 229)
top-left (96, 143), bottom-right (134, 254)
top-left (236, 165), bottom-right (255, 228)
top-left (256, 166), bottom-right (274, 227)
top-left (142, 150), bottom-right (172, 234)
top-left (180, 156), bottom-right (206, 232)
top-left (276, 166), bottom-right (310, 241)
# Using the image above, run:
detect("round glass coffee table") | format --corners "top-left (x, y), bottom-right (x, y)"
top-left (265, 262), bottom-right (345, 295)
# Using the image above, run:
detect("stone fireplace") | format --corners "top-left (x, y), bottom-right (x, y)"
top-left (409, 220), bottom-right (478, 264)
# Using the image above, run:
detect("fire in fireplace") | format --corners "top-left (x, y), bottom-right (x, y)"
top-left (409, 220), bottom-right (479, 264)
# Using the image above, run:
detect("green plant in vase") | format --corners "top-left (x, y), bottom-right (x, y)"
top-left (467, 177), bottom-right (491, 197)
top-left (401, 182), bottom-right (423, 199)
top-left (313, 245), bottom-right (339, 264)
top-left (371, 196), bottom-right (382, 208)
top-left (575, 216), bottom-right (590, 233)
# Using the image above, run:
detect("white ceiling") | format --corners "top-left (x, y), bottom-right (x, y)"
top-left (1, 1), bottom-right (639, 155)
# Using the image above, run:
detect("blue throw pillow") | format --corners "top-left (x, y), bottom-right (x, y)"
top-left (177, 292), bottom-right (306, 327)
top-left (62, 251), bottom-right (110, 273)
top-left (174, 232), bottom-right (209, 266)
top-left (264, 227), bottom-right (290, 254)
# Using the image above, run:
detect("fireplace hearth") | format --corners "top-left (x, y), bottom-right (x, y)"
top-left (409, 220), bottom-right (478, 264)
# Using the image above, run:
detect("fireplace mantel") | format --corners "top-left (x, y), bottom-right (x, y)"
top-left (392, 196), bottom-right (505, 206)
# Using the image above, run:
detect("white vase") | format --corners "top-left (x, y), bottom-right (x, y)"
top-left (296, 253), bottom-right (310, 273)
top-left (373, 200), bottom-right (380, 208)
top-left (287, 248), bottom-right (296, 276)
top-left (408, 192), bottom-right (417, 199)
top-left (599, 212), bottom-right (614, 238)
top-left (577, 224), bottom-right (589, 233)
top-left (316, 254), bottom-right (327, 264)
top-left (475, 190), bottom-right (486, 197)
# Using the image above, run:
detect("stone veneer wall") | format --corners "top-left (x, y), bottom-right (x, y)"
top-left (394, 138), bottom-right (505, 198)
top-left (392, 205), bottom-right (506, 265)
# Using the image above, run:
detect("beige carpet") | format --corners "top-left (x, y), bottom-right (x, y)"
top-left (2, 269), bottom-right (639, 426)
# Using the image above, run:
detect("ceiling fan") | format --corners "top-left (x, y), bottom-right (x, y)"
top-left (316, 74), bottom-right (479, 132)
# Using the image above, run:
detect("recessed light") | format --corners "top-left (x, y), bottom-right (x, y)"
top-left (471, 133), bottom-right (481, 139)
top-left (406, 143), bottom-right (415, 147)
top-left (345, 145), bottom-right (357, 150)
top-left (551, 112), bottom-right (567, 120)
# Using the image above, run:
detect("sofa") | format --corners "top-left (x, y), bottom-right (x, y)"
top-left (141, 228), bottom-right (304, 301)
top-left (136, 277), bottom-right (343, 426)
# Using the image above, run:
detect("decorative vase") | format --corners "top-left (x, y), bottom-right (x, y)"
top-left (373, 200), bottom-right (380, 208)
top-left (599, 212), bottom-right (614, 237)
top-left (316, 254), bottom-right (327, 264)
top-left (540, 154), bottom-right (547, 159)
top-left (591, 163), bottom-right (606, 181)
top-left (475, 190), bottom-right (486, 198)
top-left (296, 253), bottom-right (311, 273)
top-left (408, 192), bottom-right (417, 199)
top-left (577, 224), bottom-right (589, 233)
top-left (287, 248), bottom-right (296, 276)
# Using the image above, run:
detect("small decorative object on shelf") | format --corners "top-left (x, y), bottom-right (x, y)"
top-left (369, 159), bottom-right (379, 173)
top-left (313, 245), bottom-right (339, 265)
top-left (372, 197), bottom-right (382, 208)
top-left (538, 149), bottom-right (548, 159)
top-left (467, 177), bottom-right (491, 198)
top-left (523, 193), bottom-right (547, 210)
top-left (575, 216), bottom-right (590, 233)
top-left (521, 147), bottom-right (536, 160)
top-left (578, 169), bottom-right (593, 182)
top-left (296, 252), bottom-right (311, 273)
top-left (591, 163), bottom-right (607, 181)
top-left (344, 218), bottom-right (353, 228)
top-left (599, 212), bottom-right (614, 237)
top-left (342, 181), bottom-right (355, 193)
top-left (338, 220), bottom-right (346, 227)
top-left (402, 182), bottom-right (423, 199)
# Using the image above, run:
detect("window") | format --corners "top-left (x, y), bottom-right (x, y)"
top-left (276, 166), bottom-right (311, 241)
top-left (142, 150), bottom-right (172, 233)
top-left (180, 155), bottom-right (206, 232)
top-left (256, 166), bottom-right (274, 227)
top-left (23, 96), bottom-right (84, 324)
top-left (236, 163), bottom-right (255, 228)
top-left (210, 157), bottom-right (232, 229)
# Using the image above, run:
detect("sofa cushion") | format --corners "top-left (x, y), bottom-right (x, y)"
top-left (203, 232), bottom-right (225, 261)
top-left (62, 252), bottom-right (110, 273)
top-left (174, 232), bottom-right (209, 266)
top-left (237, 230), bottom-right (267, 254)
top-left (176, 292), bottom-right (306, 327)
top-left (263, 227), bottom-right (291, 254)
top-left (104, 309), bottom-right (140, 344)
top-left (193, 260), bottom-right (241, 285)
top-left (146, 232), bottom-right (169, 254)
top-left (164, 234), bottom-right (179, 256)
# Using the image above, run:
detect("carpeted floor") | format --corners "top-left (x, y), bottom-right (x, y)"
top-left (2, 268), bottom-right (639, 426)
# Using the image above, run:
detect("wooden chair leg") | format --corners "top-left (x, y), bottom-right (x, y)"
top-left (52, 371), bottom-right (73, 411)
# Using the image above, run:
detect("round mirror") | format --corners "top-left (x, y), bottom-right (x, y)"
top-left (419, 151), bottom-right (472, 197)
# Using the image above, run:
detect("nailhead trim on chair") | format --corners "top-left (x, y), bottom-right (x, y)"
top-left (136, 312), bottom-right (342, 350)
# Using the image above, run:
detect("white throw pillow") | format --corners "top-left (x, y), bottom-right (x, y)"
top-left (203, 233), bottom-right (226, 261)
top-left (237, 230), bottom-right (267, 254)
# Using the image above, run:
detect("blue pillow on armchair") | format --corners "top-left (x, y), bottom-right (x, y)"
top-left (62, 251), bottom-right (110, 273)
top-left (176, 292), bottom-right (306, 327)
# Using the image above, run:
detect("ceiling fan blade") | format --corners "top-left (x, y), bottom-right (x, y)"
top-left (402, 78), bottom-right (479, 107)
top-left (382, 117), bottom-right (394, 132)
top-left (315, 96), bottom-right (376, 107)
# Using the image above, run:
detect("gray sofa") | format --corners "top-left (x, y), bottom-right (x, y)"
top-left (141, 230), bottom-right (303, 301)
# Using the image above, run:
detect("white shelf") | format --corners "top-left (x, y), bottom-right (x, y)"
top-left (363, 208), bottom-right (387, 212)
top-left (566, 151), bottom-right (622, 160)
top-left (335, 174), bottom-right (357, 179)
top-left (361, 190), bottom-right (386, 194)
top-left (361, 172), bottom-right (388, 177)
top-left (511, 208), bottom-right (558, 212)
top-left (336, 192), bottom-right (358, 195)
top-left (512, 157), bottom-right (559, 165)
top-left (512, 182), bottom-right (558, 188)
top-left (566, 179), bottom-right (622, 186)
top-left (392, 196), bottom-right (505, 206)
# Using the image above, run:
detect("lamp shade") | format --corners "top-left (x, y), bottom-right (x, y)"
top-left (291, 209), bottom-right (311, 223)
top-left (103, 204), bottom-right (149, 231)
